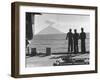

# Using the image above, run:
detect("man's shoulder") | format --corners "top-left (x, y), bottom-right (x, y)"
top-left (80, 32), bottom-right (86, 34)
top-left (67, 32), bottom-right (70, 34)
top-left (83, 32), bottom-right (86, 34)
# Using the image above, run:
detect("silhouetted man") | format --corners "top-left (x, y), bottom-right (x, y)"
top-left (66, 29), bottom-right (73, 53)
top-left (73, 29), bottom-right (79, 54)
top-left (80, 28), bottom-right (86, 54)
top-left (26, 39), bottom-right (29, 55)
top-left (26, 39), bottom-right (29, 48)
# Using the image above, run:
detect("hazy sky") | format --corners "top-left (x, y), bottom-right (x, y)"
top-left (32, 13), bottom-right (90, 35)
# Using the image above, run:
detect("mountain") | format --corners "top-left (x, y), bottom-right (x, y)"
top-left (37, 26), bottom-right (63, 34)
top-left (33, 33), bottom-right (89, 40)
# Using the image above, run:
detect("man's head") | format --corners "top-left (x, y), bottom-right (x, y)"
top-left (74, 29), bottom-right (77, 33)
top-left (69, 29), bottom-right (72, 32)
top-left (81, 28), bottom-right (84, 32)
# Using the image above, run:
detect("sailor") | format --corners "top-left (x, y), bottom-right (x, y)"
top-left (80, 28), bottom-right (86, 54)
top-left (66, 29), bottom-right (73, 53)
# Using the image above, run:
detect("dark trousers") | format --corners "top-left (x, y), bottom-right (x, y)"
top-left (68, 40), bottom-right (73, 53)
top-left (74, 41), bottom-right (78, 54)
top-left (81, 39), bottom-right (86, 53)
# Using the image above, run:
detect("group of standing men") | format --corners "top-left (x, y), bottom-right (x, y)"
top-left (66, 28), bottom-right (86, 54)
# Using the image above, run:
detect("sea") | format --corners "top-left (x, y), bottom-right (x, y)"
top-left (29, 33), bottom-right (89, 53)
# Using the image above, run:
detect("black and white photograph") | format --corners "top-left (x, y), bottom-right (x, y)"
top-left (11, 2), bottom-right (97, 77)
top-left (25, 12), bottom-right (90, 67)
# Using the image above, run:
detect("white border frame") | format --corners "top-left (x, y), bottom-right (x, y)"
top-left (19, 6), bottom-right (95, 74)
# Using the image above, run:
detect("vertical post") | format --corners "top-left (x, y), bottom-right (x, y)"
top-left (26, 47), bottom-right (30, 56)
top-left (46, 47), bottom-right (51, 56)
top-left (31, 48), bottom-right (37, 56)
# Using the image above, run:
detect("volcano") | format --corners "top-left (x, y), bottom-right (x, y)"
top-left (37, 26), bottom-right (63, 34)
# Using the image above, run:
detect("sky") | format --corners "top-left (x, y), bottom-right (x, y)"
top-left (32, 13), bottom-right (90, 35)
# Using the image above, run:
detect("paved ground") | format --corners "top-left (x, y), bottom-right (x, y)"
top-left (26, 54), bottom-right (89, 67)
